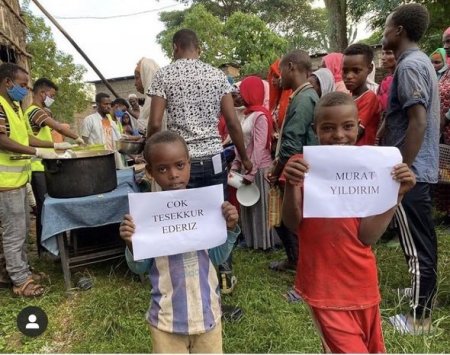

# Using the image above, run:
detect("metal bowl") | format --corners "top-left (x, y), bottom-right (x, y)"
top-left (116, 140), bottom-right (144, 155)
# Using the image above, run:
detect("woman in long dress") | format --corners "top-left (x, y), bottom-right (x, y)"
top-left (230, 76), bottom-right (275, 249)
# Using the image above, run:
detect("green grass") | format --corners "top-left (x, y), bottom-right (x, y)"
top-left (1, 227), bottom-right (450, 353)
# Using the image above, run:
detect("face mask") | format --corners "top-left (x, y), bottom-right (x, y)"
top-left (7, 83), bottom-right (28, 102)
top-left (44, 96), bottom-right (55, 107)
top-left (115, 110), bottom-right (125, 118)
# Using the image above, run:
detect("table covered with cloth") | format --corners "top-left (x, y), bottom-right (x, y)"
top-left (41, 169), bottom-right (139, 255)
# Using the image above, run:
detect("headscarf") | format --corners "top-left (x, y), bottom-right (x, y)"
top-left (311, 68), bottom-right (336, 97)
top-left (239, 76), bottom-right (273, 149)
top-left (267, 59), bottom-right (292, 128)
top-left (430, 48), bottom-right (450, 79)
top-left (430, 47), bottom-right (447, 63)
top-left (322, 53), bottom-right (344, 82)
top-left (137, 57), bottom-right (160, 134)
top-left (367, 62), bottom-right (379, 93)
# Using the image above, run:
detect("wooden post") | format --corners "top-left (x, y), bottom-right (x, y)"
top-left (31, 0), bottom-right (120, 98)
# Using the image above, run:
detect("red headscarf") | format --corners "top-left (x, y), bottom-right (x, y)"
top-left (239, 76), bottom-right (273, 149)
top-left (322, 52), bottom-right (344, 82)
top-left (268, 59), bottom-right (292, 128)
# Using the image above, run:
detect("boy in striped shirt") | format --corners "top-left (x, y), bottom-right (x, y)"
top-left (120, 131), bottom-right (239, 353)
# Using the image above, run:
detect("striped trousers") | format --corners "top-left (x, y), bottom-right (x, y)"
top-left (395, 182), bottom-right (438, 319)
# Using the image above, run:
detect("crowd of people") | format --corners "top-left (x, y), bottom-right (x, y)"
top-left (0, 1), bottom-right (449, 353)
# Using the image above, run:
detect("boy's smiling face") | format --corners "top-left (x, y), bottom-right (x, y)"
top-left (315, 104), bottom-right (359, 146)
top-left (342, 54), bottom-right (371, 93)
top-left (146, 141), bottom-right (191, 191)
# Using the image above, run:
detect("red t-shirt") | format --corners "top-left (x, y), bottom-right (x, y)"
top-left (355, 90), bottom-right (381, 146)
top-left (295, 216), bottom-right (381, 310)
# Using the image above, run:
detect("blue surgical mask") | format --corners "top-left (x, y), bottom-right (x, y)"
top-left (7, 83), bottom-right (28, 102)
top-left (115, 110), bottom-right (125, 118)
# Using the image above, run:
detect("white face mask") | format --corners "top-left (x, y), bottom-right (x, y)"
top-left (44, 96), bottom-right (55, 107)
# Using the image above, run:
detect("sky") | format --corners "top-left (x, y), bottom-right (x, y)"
top-left (24, 0), bottom-right (371, 82)
top-left (25, 0), bottom-right (187, 81)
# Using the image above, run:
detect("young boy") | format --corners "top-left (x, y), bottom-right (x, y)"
top-left (268, 49), bottom-right (319, 273)
top-left (381, 3), bottom-right (439, 334)
top-left (119, 131), bottom-right (240, 354)
top-left (282, 92), bottom-right (416, 353)
top-left (343, 43), bottom-right (381, 146)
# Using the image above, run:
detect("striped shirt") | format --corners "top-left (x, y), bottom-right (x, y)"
top-left (26, 106), bottom-right (51, 134)
top-left (0, 103), bottom-right (21, 136)
top-left (125, 229), bottom-right (239, 335)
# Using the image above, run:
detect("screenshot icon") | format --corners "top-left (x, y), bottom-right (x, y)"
top-left (16, 306), bottom-right (48, 337)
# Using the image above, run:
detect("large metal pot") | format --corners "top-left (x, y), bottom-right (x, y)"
top-left (42, 150), bottom-right (117, 198)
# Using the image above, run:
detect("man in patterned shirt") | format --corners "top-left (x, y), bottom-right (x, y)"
top-left (147, 29), bottom-right (252, 294)
top-left (147, 29), bottom-right (252, 188)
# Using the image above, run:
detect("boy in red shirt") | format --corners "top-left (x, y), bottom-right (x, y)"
top-left (282, 92), bottom-right (416, 353)
top-left (343, 44), bottom-right (381, 146)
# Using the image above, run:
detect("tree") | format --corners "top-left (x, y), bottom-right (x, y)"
top-left (157, 5), bottom-right (288, 76)
top-left (22, 9), bottom-right (88, 124)
top-left (347, 0), bottom-right (447, 53)
top-left (225, 11), bottom-right (288, 74)
top-left (170, 0), bottom-right (329, 53)
top-left (324, 0), bottom-right (348, 52)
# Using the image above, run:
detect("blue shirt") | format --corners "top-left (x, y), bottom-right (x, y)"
top-left (383, 48), bottom-right (440, 183)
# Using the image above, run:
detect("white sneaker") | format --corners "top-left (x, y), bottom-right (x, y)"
top-left (389, 313), bottom-right (435, 335)
top-left (397, 287), bottom-right (412, 299)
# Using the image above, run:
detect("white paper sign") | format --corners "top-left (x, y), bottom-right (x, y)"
top-left (129, 184), bottom-right (227, 260)
top-left (303, 146), bottom-right (403, 218)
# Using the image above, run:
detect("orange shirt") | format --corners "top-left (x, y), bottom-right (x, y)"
top-left (355, 90), bottom-right (381, 146)
top-left (101, 118), bottom-right (114, 151)
top-left (295, 216), bottom-right (380, 310)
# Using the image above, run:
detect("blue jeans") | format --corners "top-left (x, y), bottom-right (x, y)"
top-left (187, 154), bottom-right (228, 199)
top-left (0, 187), bottom-right (32, 286)
top-left (187, 154), bottom-right (232, 271)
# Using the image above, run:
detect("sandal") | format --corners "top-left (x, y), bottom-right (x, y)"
top-left (284, 288), bottom-right (303, 303)
top-left (269, 259), bottom-right (296, 273)
top-left (31, 271), bottom-right (49, 283)
top-left (12, 277), bottom-right (45, 297)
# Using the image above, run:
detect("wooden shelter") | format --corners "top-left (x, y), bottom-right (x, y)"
top-left (0, 0), bottom-right (31, 71)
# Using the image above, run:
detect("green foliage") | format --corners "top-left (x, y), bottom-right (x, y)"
top-left (157, 5), bottom-right (288, 76)
top-left (160, 0), bottom-right (328, 62)
top-left (224, 11), bottom-right (288, 74)
top-left (347, 0), bottom-right (447, 54)
top-left (22, 10), bottom-right (88, 124)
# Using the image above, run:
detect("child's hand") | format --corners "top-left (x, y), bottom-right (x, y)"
top-left (284, 156), bottom-right (309, 186)
top-left (119, 214), bottom-right (135, 251)
top-left (222, 201), bottom-right (238, 231)
top-left (392, 163), bottom-right (416, 196)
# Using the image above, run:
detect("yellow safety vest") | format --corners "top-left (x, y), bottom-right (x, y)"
top-left (24, 104), bottom-right (54, 172)
top-left (114, 115), bottom-right (123, 134)
top-left (0, 96), bottom-right (31, 188)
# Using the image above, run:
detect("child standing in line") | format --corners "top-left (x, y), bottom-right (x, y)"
top-left (267, 49), bottom-right (319, 272)
top-left (120, 131), bottom-right (240, 354)
top-left (343, 44), bottom-right (381, 146)
top-left (282, 92), bottom-right (416, 353)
